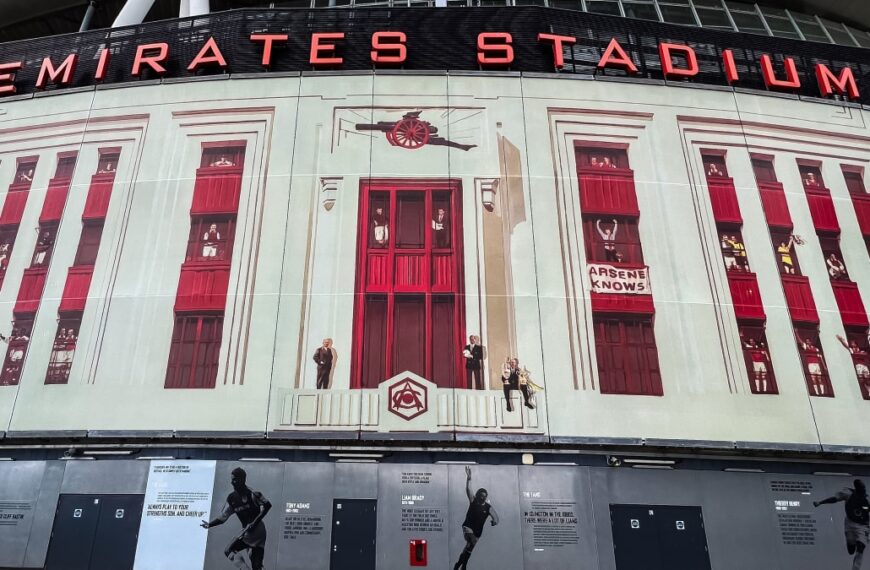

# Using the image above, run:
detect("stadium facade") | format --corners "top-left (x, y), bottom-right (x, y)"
top-left (0, 1), bottom-right (869, 569)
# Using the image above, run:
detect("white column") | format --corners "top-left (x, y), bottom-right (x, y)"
top-left (189, 0), bottom-right (211, 16)
top-left (111, 0), bottom-right (157, 27)
top-left (179, 0), bottom-right (190, 17)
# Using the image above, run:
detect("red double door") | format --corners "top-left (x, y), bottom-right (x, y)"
top-left (352, 180), bottom-right (465, 389)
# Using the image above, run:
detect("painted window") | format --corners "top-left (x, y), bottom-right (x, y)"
top-left (794, 325), bottom-right (833, 397)
top-left (186, 218), bottom-right (236, 263)
top-left (739, 324), bottom-right (777, 394)
top-left (771, 229), bottom-right (801, 276)
top-left (0, 319), bottom-right (33, 386)
top-left (594, 316), bottom-right (663, 396)
top-left (165, 315), bottom-right (223, 389)
top-left (353, 180), bottom-right (464, 389)
top-left (583, 217), bottom-right (644, 264)
top-left (74, 223), bottom-right (103, 267)
top-left (45, 317), bottom-right (82, 385)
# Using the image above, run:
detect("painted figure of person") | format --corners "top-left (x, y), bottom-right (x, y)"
top-left (463, 335), bottom-right (484, 390)
top-left (706, 162), bottom-right (724, 177)
top-left (501, 357), bottom-right (535, 412)
top-left (210, 155), bottom-right (235, 167)
top-left (98, 161), bottom-right (116, 174)
top-left (202, 223), bottom-right (222, 258)
top-left (432, 207), bottom-right (450, 248)
top-left (32, 231), bottom-right (53, 266)
top-left (803, 171), bottom-right (821, 188)
top-left (201, 467), bottom-right (272, 570)
top-left (814, 479), bottom-right (869, 570)
top-left (17, 168), bottom-right (33, 184)
top-left (797, 333), bottom-right (827, 396)
top-left (721, 234), bottom-right (737, 270)
top-left (312, 338), bottom-right (336, 390)
top-left (730, 235), bottom-right (747, 270)
top-left (596, 219), bottom-right (619, 262)
top-left (602, 156), bottom-right (617, 169)
top-left (371, 206), bottom-right (389, 247)
top-left (828, 253), bottom-right (848, 280)
top-left (837, 335), bottom-right (870, 398)
top-left (453, 466), bottom-right (499, 570)
top-left (743, 337), bottom-right (772, 393)
top-left (0, 242), bottom-right (11, 273)
top-left (777, 235), bottom-right (797, 274)
top-left (590, 156), bottom-right (599, 168)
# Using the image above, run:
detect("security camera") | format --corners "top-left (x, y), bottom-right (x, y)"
top-left (63, 447), bottom-right (81, 458)
top-left (606, 455), bottom-right (622, 467)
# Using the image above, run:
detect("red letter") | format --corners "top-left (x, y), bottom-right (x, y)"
top-left (722, 49), bottom-right (739, 84)
top-left (597, 38), bottom-right (637, 74)
top-left (250, 33), bottom-right (288, 67)
top-left (132, 43), bottom-right (169, 76)
top-left (310, 33), bottom-right (344, 66)
top-left (658, 43), bottom-right (697, 79)
top-left (36, 54), bottom-right (78, 89)
top-left (477, 33), bottom-right (513, 66)
top-left (0, 62), bottom-right (22, 95)
top-left (815, 64), bottom-right (859, 100)
top-left (760, 54), bottom-right (800, 90)
top-left (95, 48), bottom-right (110, 81)
top-left (371, 32), bottom-right (407, 64)
top-left (538, 33), bottom-right (576, 69)
top-left (188, 37), bottom-right (227, 72)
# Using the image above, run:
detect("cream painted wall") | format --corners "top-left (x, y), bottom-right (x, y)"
top-left (0, 74), bottom-right (867, 449)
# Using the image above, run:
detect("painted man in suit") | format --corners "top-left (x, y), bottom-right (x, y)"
top-left (463, 335), bottom-right (484, 390)
top-left (313, 338), bottom-right (336, 390)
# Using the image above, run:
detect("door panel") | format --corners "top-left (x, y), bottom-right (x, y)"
top-left (45, 495), bottom-right (102, 570)
top-left (330, 499), bottom-right (377, 570)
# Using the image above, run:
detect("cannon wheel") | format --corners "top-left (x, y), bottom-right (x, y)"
top-left (388, 118), bottom-right (430, 149)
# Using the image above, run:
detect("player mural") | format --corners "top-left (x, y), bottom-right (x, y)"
top-left (454, 466), bottom-right (500, 570)
top-left (201, 468), bottom-right (272, 570)
top-left (815, 480), bottom-right (870, 570)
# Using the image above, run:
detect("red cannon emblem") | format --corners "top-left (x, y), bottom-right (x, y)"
top-left (356, 111), bottom-right (476, 151)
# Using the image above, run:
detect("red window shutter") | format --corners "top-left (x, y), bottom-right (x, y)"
top-left (0, 191), bottom-right (29, 226)
top-left (190, 169), bottom-right (242, 215)
top-left (851, 195), bottom-right (870, 237)
top-left (590, 292), bottom-right (655, 315)
top-left (14, 268), bottom-right (47, 315)
top-left (165, 315), bottom-right (222, 389)
top-left (758, 182), bottom-right (792, 229)
top-left (707, 177), bottom-right (742, 224)
top-left (578, 170), bottom-right (640, 216)
top-left (59, 266), bottom-right (94, 314)
top-left (39, 178), bottom-right (71, 222)
top-left (831, 281), bottom-right (869, 328)
top-left (805, 189), bottom-right (840, 233)
top-left (174, 263), bottom-right (230, 312)
top-left (782, 275), bottom-right (819, 323)
top-left (595, 318), bottom-right (662, 396)
top-left (727, 272), bottom-right (765, 321)
top-left (82, 173), bottom-right (116, 220)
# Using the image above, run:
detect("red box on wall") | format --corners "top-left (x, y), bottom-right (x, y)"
top-left (578, 169), bottom-right (640, 217)
top-left (831, 281), bottom-right (869, 328)
top-left (39, 178), bottom-right (71, 222)
top-left (190, 168), bottom-right (242, 215)
top-left (781, 275), bottom-right (819, 324)
top-left (590, 292), bottom-right (655, 315)
top-left (14, 267), bottom-right (47, 315)
top-left (409, 539), bottom-right (427, 566)
top-left (851, 195), bottom-right (870, 236)
top-left (758, 182), bottom-right (792, 229)
top-left (727, 272), bottom-right (765, 321)
top-left (174, 262), bottom-right (230, 312)
top-left (0, 190), bottom-right (29, 226)
top-left (804, 189), bottom-right (839, 233)
top-left (707, 177), bottom-right (742, 224)
top-left (82, 173), bottom-right (116, 220)
top-left (59, 266), bottom-right (94, 314)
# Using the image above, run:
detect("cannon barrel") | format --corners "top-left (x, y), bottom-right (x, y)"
top-left (354, 121), bottom-right (397, 132)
